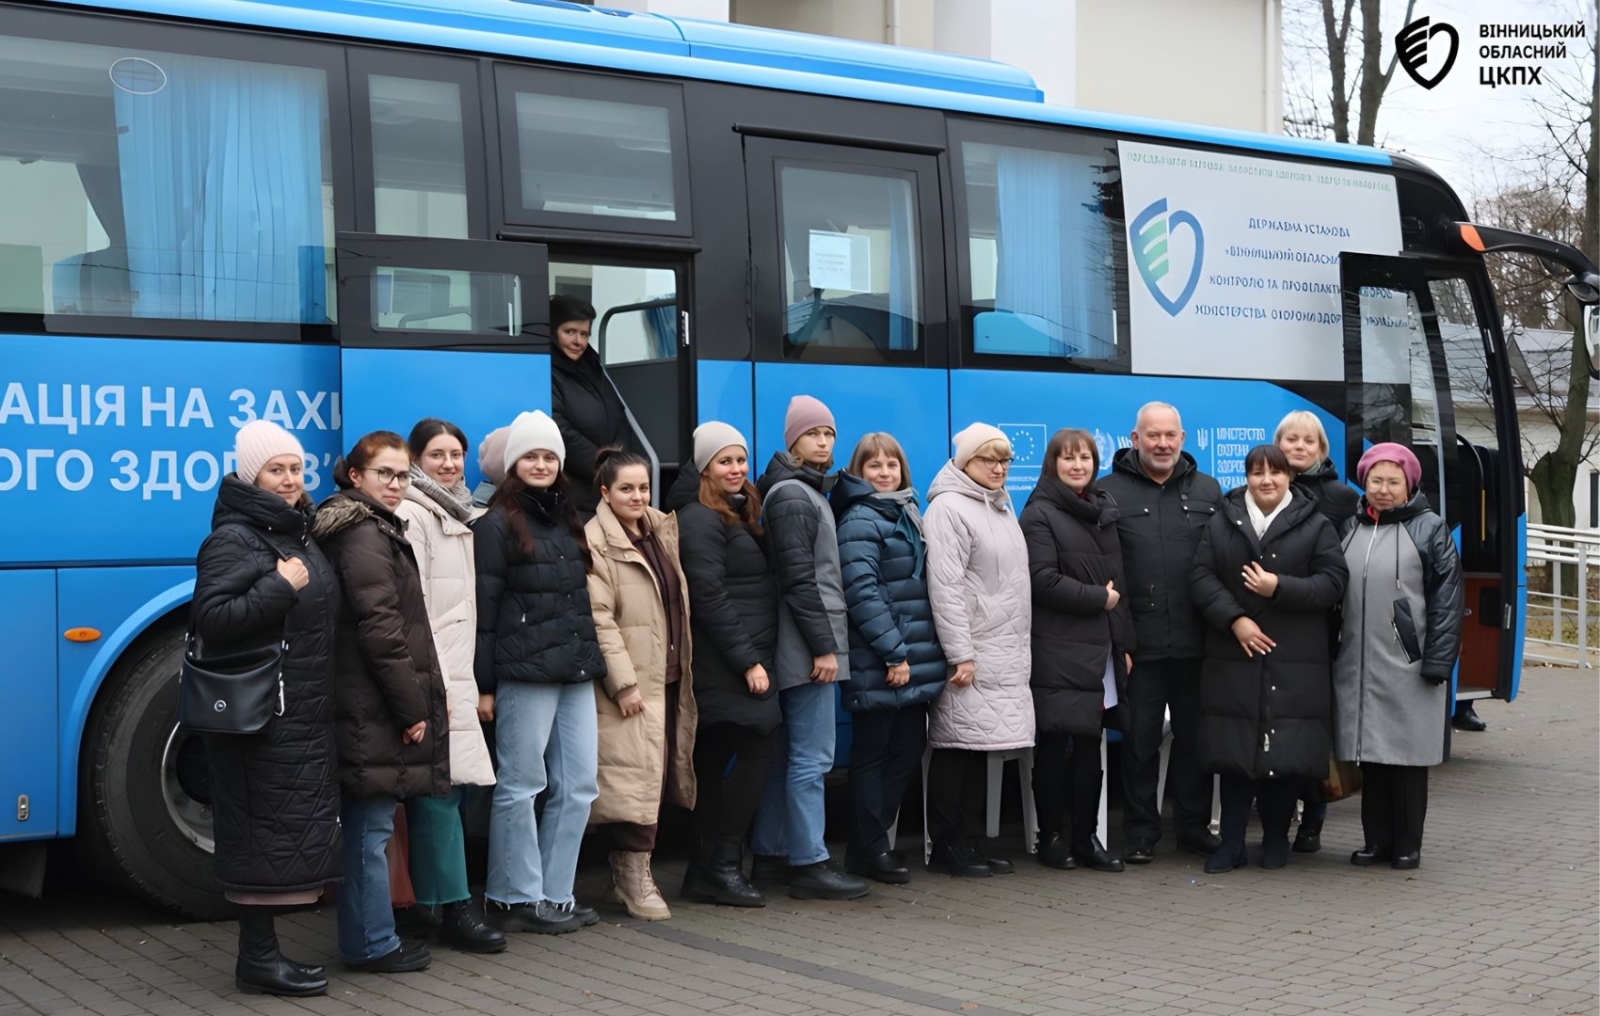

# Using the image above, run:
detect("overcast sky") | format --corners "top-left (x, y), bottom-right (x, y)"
top-left (1282, 0), bottom-right (1596, 209)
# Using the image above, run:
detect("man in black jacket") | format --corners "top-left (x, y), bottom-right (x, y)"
top-left (1098, 402), bottom-right (1223, 863)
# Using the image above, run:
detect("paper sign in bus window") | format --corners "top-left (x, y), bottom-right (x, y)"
top-left (808, 229), bottom-right (872, 293)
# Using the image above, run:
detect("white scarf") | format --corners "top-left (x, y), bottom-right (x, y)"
top-left (1246, 488), bottom-right (1293, 538)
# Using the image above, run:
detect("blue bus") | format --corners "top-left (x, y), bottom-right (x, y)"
top-left (1, 0), bottom-right (1595, 916)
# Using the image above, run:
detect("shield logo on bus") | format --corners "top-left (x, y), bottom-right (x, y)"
top-left (1131, 198), bottom-right (1205, 317)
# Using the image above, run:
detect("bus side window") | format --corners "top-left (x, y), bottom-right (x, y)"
top-left (0, 32), bottom-right (336, 329)
top-left (954, 124), bottom-right (1127, 370)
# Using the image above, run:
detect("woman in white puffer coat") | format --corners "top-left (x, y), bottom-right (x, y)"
top-left (923, 422), bottom-right (1034, 879)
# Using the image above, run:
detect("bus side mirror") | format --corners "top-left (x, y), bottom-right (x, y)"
top-left (1586, 304), bottom-right (1600, 381)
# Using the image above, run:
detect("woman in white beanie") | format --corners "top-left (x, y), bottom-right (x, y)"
top-left (390, 418), bottom-right (503, 954)
top-left (665, 423), bottom-right (779, 907)
top-left (923, 423), bottom-right (1034, 877)
top-left (191, 420), bottom-right (340, 995)
top-left (472, 410), bottom-right (605, 935)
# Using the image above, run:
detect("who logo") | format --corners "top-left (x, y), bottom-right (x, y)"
top-left (1396, 15), bottom-right (1460, 90)
top-left (1130, 198), bottom-right (1204, 317)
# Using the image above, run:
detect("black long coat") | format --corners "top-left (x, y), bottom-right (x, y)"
top-left (1295, 458), bottom-right (1360, 528)
top-left (471, 488), bottom-right (605, 692)
top-left (312, 491), bottom-right (451, 800)
top-left (1189, 488), bottom-right (1349, 781)
top-left (552, 346), bottom-right (636, 515)
top-left (192, 475), bottom-right (342, 894)
top-left (667, 471), bottom-right (781, 733)
top-left (1020, 475), bottom-right (1133, 737)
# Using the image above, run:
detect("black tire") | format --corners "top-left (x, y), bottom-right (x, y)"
top-left (78, 624), bottom-right (231, 919)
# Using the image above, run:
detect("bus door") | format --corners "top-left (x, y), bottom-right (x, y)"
top-left (334, 234), bottom-right (551, 480)
top-left (547, 253), bottom-right (691, 502)
top-left (1340, 254), bottom-right (1523, 702)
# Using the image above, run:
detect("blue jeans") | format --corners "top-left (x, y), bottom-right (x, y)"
top-left (751, 682), bottom-right (837, 867)
top-left (487, 681), bottom-right (598, 906)
top-left (337, 793), bottom-right (401, 964)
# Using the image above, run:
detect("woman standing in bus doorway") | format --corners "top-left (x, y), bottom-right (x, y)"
top-left (550, 295), bottom-right (639, 517)
top-left (1021, 428), bottom-right (1131, 874)
top-left (1275, 410), bottom-right (1358, 855)
top-left (751, 395), bottom-right (869, 901)
top-left (192, 421), bottom-right (341, 997)
top-left (391, 418), bottom-right (504, 954)
top-left (1190, 444), bottom-right (1349, 874)
top-left (923, 423), bottom-right (1034, 878)
top-left (834, 433), bottom-right (946, 884)
top-left (312, 431), bottom-right (451, 975)
top-left (585, 448), bottom-right (698, 921)
top-left (667, 423), bottom-right (779, 908)
top-left (1335, 443), bottom-right (1463, 870)
top-left (474, 410), bottom-right (605, 934)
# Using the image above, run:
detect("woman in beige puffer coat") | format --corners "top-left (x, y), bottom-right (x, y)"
top-left (584, 449), bottom-right (698, 920)
top-left (923, 423), bottom-right (1034, 879)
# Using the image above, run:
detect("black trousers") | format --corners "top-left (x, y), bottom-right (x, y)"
top-left (1033, 731), bottom-right (1103, 847)
top-left (1217, 774), bottom-right (1299, 846)
top-left (1360, 763), bottom-right (1429, 857)
top-left (691, 722), bottom-right (773, 852)
top-left (1120, 656), bottom-right (1211, 844)
top-left (926, 748), bottom-right (987, 845)
top-left (846, 704), bottom-right (928, 858)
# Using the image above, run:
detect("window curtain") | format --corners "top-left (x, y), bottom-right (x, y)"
top-left (644, 298), bottom-right (676, 360)
top-left (113, 53), bottom-right (326, 323)
top-left (994, 147), bottom-right (1114, 358)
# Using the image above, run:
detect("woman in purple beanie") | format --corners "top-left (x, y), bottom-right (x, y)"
top-left (1332, 442), bottom-right (1463, 871)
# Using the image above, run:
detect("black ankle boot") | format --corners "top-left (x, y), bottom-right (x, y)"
top-left (1069, 836), bottom-right (1125, 873)
top-left (439, 899), bottom-right (507, 954)
top-left (684, 839), bottom-right (765, 907)
top-left (235, 910), bottom-right (327, 997)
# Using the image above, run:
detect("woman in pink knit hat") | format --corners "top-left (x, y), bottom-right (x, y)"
top-left (191, 420), bottom-right (340, 996)
top-left (1333, 442), bottom-right (1463, 871)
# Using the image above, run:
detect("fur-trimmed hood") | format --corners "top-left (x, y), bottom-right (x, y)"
top-left (312, 490), bottom-right (406, 542)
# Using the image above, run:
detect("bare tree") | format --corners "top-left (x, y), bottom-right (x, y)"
top-left (1281, 0), bottom-right (1416, 143)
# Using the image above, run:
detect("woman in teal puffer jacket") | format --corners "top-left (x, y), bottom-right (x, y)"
top-left (834, 433), bottom-right (946, 884)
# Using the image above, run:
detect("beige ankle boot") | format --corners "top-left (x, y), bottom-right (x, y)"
top-left (609, 851), bottom-right (671, 921)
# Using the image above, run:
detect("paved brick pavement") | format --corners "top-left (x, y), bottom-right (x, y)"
top-left (1, 667), bottom-right (1595, 1016)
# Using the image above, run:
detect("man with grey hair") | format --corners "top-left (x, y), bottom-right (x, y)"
top-left (1099, 401), bottom-right (1222, 863)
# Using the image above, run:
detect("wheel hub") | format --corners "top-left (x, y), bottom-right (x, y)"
top-left (160, 724), bottom-right (215, 853)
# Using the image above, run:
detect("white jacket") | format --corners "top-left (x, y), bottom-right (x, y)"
top-left (923, 462), bottom-right (1035, 751)
top-left (396, 486), bottom-right (495, 786)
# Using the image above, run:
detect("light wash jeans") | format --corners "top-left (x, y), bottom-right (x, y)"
top-left (336, 793), bottom-right (401, 964)
top-left (486, 681), bottom-right (598, 905)
top-left (751, 682), bottom-right (837, 867)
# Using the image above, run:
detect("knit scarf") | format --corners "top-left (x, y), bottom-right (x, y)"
top-left (1246, 488), bottom-right (1293, 538)
top-left (408, 464), bottom-right (474, 523)
top-left (874, 487), bottom-right (926, 578)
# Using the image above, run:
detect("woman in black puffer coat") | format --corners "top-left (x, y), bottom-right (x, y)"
top-left (668, 422), bottom-right (779, 907)
top-left (1189, 444), bottom-right (1349, 875)
top-left (473, 410), bottom-right (604, 935)
top-left (312, 431), bottom-right (450, 973)
top-left (1021, 429), bottom-right (1133, 874)
top-left (833, 434), bottom-right (944, 884)
top-left (193, 421), bottom-right (340, 997)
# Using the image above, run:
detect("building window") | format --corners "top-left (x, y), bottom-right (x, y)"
top-left (0, 33), bottom-right (334, 326)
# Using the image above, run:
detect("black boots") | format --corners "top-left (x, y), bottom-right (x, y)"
top-left (788, 860), bottom-right (870, 900)
top-left (439, 899), bottom-right (507, 954)
top-left (1070, 836), bottom-right (1125, 873)
top-left (235, 909), bottom-right (327, 997)
top-left (682, 838), bottom-right (766, 907)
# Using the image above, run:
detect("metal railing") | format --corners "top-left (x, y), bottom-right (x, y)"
top-left (1525, 523), bottom-right (1600, 668)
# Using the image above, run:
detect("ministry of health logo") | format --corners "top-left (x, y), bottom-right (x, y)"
top-left (1131, 197), bottom-right (1204, 317)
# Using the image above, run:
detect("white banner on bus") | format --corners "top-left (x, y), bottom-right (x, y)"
top-left (1118, 141), bottom-right (1404, 382)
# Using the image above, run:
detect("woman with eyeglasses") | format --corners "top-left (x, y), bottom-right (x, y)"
top-left (390, 419), bottom-right (503, 954)
top-left (923, 424), bottom-right (1034, 878)
top-left (474, 410), bottom-right (605, 934)
top-left (311, 431), bottom-right (451, 974)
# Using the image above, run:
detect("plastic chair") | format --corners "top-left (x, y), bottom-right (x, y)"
top-left (921, 745), bottom-right (1038, 864)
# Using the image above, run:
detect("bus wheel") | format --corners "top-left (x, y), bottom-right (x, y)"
top-left (78, 624), bottom-right (231, 920)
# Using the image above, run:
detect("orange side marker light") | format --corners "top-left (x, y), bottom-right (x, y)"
top-left (63, 628), bottom-right (102, 643)
top-left (1458, 223), bottom-right (1485, 252)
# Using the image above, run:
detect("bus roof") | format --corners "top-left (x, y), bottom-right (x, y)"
top-left (32, 0), bottom-right (1394, 168)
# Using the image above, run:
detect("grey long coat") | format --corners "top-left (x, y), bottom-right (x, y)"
top-left (1333, 492), bottom-right (1464, 767)
top-left (924, 461), bottom-right (1035, 751)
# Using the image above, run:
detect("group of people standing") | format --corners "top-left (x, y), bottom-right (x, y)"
top-left (191, 302), bottom-right (1465, 999)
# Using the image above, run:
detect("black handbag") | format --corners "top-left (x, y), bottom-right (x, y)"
top-left (177, 634), bottom-right (286, 735)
